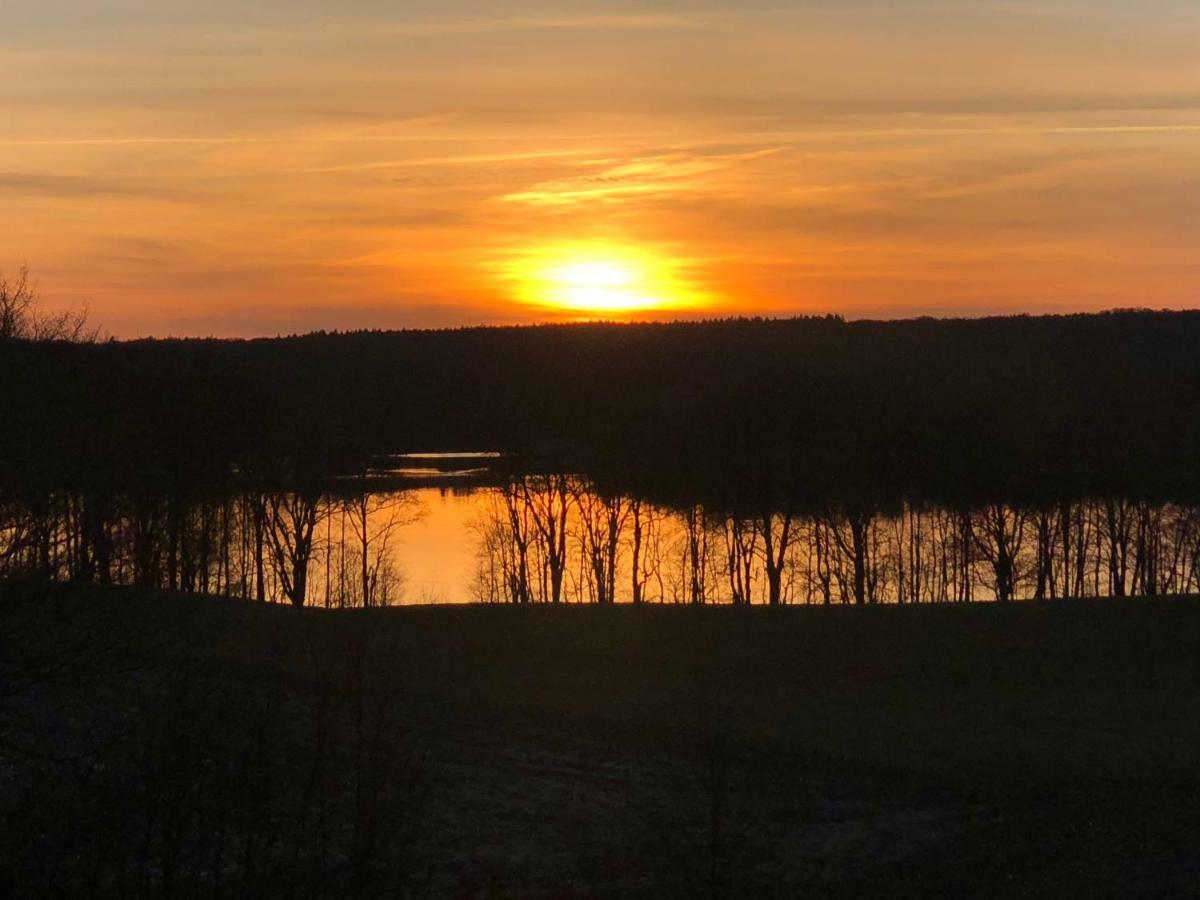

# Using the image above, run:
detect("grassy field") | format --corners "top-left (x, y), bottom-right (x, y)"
top-left (2, 582), bottom-right (1198, 897)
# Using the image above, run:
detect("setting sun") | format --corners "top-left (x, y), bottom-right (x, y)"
top-left (503, 243), bottom-right (705, 316)
top-left (545, 258), bottom-right (651, 312)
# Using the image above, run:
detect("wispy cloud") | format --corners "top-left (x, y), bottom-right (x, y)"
top-left (0, 171), bottom-right (189, 199)
top-left (366, 13), bottom-right (698, 36)
top-left (500, 148), bottom-right (782, 206)
top-left (298, 149), bottom-right (596, 174)
top-left (2, 123), bottom-right (1196, 151)
top-left (0, 118), bottom-right (457, 148)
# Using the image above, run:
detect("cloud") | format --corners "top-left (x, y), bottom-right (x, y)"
top-left (499, 148), bottom-right (782, 206)
top-left (297, 148), bottom-right (595, 174)
top-left (0, 171), bottom-right (188, 199)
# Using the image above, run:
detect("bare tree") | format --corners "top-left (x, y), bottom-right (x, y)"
top-left (629, 499), bottom-right (647, 603)
top-left (524, 475), bottom-right (571, 604)
top-left (723, 515), bottom-right (759, 605)
top-left (471, 484), bottom-right (534, 603)
top-left (826, 508), bottom-right (876, 605)
top-left (0, 267), bottom-right (97, 342)
top-left (633, 500), bottom-right (669, 603)
top-left (0, 268), bottom-right (36, 340)
top-left (680, 505), bottom-right (713, 605)
top-left (265, 492), bottom-right (323, 606)
top-left (342, 486), bottom-right (421, 607)
top-left (972, 503), bottom-right (1028, 603)
top-left (574, 482), bottom-right (629, 604)
top-left (1032, 508), bottom-right (1060, 600)
top-left (755, 508), bottom-right (795, 606)
top-left (1102, 498), bottom-right (1134, 597)
top-left (500, 481), bottom-right (534, 603)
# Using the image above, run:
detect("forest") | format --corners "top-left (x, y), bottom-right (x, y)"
top-left (3, 309), bottom-right (1200, 506)
top-left (3, 307), bottom-right (1200, 606)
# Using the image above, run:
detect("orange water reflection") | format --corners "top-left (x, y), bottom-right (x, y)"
top-left (394, 488), bottom-right (488, 604)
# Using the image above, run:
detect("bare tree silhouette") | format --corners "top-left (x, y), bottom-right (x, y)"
top-left (0, 268), bottom-right (96, 342)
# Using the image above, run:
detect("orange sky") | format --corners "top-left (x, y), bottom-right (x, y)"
top-left (2, 1), bottom-right (1198, 336)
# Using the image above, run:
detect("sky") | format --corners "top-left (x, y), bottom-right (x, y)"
top-left (2, 0), bottom-right (1198, 336)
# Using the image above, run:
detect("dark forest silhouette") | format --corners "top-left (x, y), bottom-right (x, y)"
top-left (3, 305), bottom-right (1200, 604)
top-left (4, 310), bottom-right (1200, 499)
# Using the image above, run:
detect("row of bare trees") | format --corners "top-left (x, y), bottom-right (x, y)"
top-left (0, 484), bottom-right (420, 607)
top-left (473, 479), bottom-right (1200, 604)
top-left (5, 476), bottom-right (1200, 605)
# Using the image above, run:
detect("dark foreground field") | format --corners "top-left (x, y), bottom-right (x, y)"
top-left (2, 584), bottom-right (1198, 898)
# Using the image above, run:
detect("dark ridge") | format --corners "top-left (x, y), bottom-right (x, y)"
top-left (3, 310), bottom-right (1199, 507)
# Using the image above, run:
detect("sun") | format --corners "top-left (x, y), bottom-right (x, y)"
top-left (544, 259), bottom-right (647, 312)
top-left (502, 242), bottom-right (704, 316)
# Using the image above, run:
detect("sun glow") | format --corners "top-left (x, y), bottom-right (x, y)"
top-left (504, 243), bottom-right (704, 315)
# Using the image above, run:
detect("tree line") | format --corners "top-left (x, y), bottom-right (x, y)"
top-left (473, 479), bottom-right (1200, 604)
top-left (4, 476), bottom-right (1199, 605)
top-left (0, 480), bottom-right (419, 608)
top-left (3, 307), bottom-right (1200, 510)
